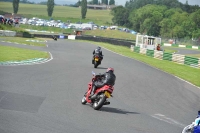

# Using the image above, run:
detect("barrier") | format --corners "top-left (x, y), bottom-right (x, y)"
top-left (68, 35), bottom-right (76, 40)
top-left (163, 53), bottom-right (173, 61)
top-left (0, 30), bottom-right (16, 36)
top-left (130, 45), bottom-right (200, 69)
top-left (184, 56), bottom-right (199, 67)
top-left (146, 49), bottom-right (154, 57)
top-left (154, 51), bottom-right (163, 60)
top-left (172, 54), bottom-right (185, 64)
top-left (140, 48), bottom-right (147, 55)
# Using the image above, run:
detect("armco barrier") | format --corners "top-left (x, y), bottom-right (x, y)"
top-left (32, 34), bottom-right (135, 47)
top-left (75, 35), bottom-right (135, 47)
top-left (33, 34), bottom-right (65, 39)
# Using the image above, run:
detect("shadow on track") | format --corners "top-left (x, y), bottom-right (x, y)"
top-left (96, 67), bottom-right (108, 69)
top-left (99, 107), bottom-right (140, 115)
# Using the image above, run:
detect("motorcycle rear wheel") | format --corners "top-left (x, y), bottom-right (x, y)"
top-left (93, 94), bottom-right (106, 110)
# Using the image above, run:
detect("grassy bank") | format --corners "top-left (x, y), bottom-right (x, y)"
top-left (0, 45), bottom-right (49, 62)
top-left (0, 2), bottom-right (112, 25)
top-left (86, 41), bottom-right (200, 87)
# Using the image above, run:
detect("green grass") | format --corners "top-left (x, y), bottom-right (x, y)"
top-left (0, 2), bottom-right (112, 25)
top-left (84, 29), bottom-right (136, 40)
top-left (162, 48), bottom-right (177, 53)
top-left (0, 45), bottom-right (49, 62)
top-left (0, 37), bottom-right (46, 46)
top-left (84, 41), bottom-right (200, 87)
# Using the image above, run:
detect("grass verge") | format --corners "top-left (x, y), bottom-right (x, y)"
top-left (0, 45), bottom-right (49, 62)
top-left (84, 41), bottom-right (200, 87)
top-left (0, 37), bottom-right (46, 47)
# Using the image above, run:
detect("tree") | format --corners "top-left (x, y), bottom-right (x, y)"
top-left (102, 0), bottom-right (108, 5)
top-left (75, 0), bottom-right (81, 7)
top-left (109, 0), bottom-right (115, 5)
top-left (93, 0), bottom-right (98, 4)
top-left (13, 0), bottom-right (20, 14)
top-left (111, 6), bottom-right (131, 27)
top-left (81, 0), bottom-right (87, 19)
top-left (47, 0), bottom-right (54, 17)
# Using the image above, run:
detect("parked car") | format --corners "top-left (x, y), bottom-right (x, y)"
top-left (83, 27), bottom-right (91, 30)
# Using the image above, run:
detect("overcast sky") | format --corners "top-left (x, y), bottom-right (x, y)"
top-left (115, 0), bottom-right (200, 6)
top-left (30, 0), bottom-right (200, 6)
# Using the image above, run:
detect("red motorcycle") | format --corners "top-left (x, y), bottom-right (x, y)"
top-left (81, 71), bottom-right (114, 110)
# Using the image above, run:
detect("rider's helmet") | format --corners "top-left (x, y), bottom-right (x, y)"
top-left (198, 111), bottom-right (200, 116)
top-left (97, 46), bottom-right (101, 50)
top-left (107, 67), bottom-right (114, 73)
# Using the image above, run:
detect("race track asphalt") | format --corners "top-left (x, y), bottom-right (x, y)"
top-left (0, 39), bottom-right (200, 133)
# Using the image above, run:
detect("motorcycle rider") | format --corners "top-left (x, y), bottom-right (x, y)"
top-left (92, 46), bottom-right (103, 64)
top-left (186, 111), bottom-right (200, 133)
top-left (90, 67), bottom-right (116, 99)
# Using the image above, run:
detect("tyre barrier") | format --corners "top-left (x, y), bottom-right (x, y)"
top-left (131, 45), bottom-right (200, 68)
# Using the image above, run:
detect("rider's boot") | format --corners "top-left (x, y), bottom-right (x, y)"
top-left (104, 100), bottom-right (110, 105)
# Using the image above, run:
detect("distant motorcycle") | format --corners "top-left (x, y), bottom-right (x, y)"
top-left (52, 35), bottom-right (57, 41)
top-left (93, 54), bottom-right (103, 68)
top-left (81, 71), bottom-right (114, 110)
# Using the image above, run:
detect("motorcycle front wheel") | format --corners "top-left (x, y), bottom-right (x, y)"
top-left (93, 93), bottom-right (106, 110)
top-left (81, 94), bottom-right (87, 104)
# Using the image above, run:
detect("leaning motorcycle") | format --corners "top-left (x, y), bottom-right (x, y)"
top-left (182, 123), bottom-right (194, 133)
top-left (93, 54), bottom-right (103, 68)
top-left (81, 71), bottom-right (114, 110)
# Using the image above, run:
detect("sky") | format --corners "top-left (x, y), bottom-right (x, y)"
top-left (30, 0), bottom-right (200, 6)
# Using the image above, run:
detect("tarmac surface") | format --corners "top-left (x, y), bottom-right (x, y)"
top-left (0, 40), bottom-right (200, 133)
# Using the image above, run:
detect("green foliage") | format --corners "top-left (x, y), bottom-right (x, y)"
top-left (129, 5), bottom-right (167, 36)
top-left (81, 0), bottom-right (87, 19)
top-left (0, 45), bottom-right (49, 62)
top-left (47, 0), bottom-right (54, 17)
top-left (111, 6), bottom-right (130, 26)
top-left (93, 0), bottom-right (98, 4)
top-left (12, 0), bottom-right (19, 13)
top-left (102, 0), bottom-right (108, 5)
top-left (109, 0), bottom-right (115, 5)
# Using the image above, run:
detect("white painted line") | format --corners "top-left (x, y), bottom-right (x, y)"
top-left (151, 114), bottom-right (185, 128)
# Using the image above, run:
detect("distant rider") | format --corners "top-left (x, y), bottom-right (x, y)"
top-left (92, 46), bottom-right (103, 64)
top-left (90, 67), bottom-right (116, 99)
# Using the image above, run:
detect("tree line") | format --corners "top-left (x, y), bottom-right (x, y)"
top-left (111, 0), bottom-right (200, 41)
